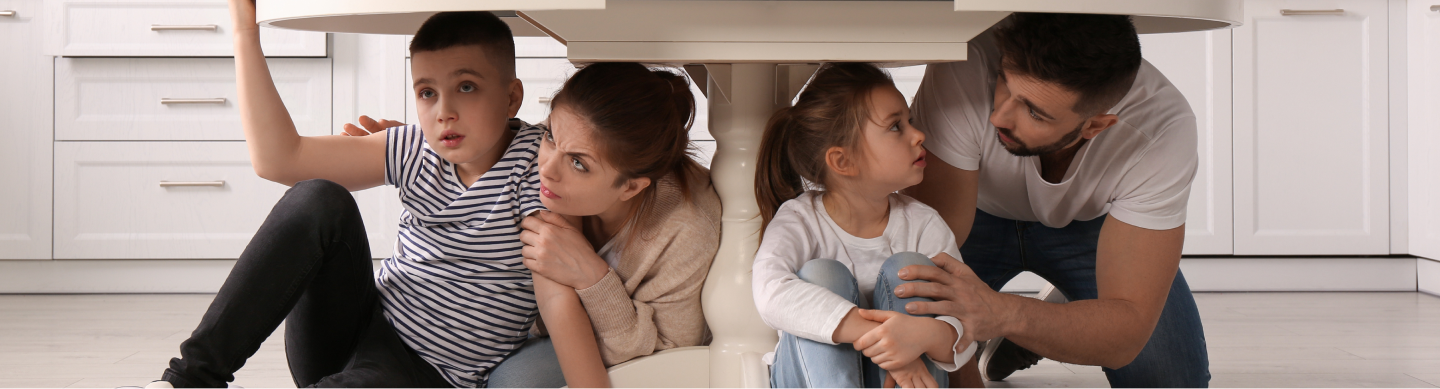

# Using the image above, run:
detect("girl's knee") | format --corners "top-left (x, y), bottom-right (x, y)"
top-left (797, 259), bottom-right (858, 297)
top-left (881, 252), bottom-right (935, 279)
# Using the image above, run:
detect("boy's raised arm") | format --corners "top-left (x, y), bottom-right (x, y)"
top-left (230, 0), bottom-right (386, 191)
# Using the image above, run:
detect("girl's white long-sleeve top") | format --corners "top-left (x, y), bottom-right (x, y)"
top-left (752, 191), bottom-right (968, 369)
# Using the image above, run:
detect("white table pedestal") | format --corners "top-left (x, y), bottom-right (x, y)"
top-left (700, 63), bottom-right (784, 388)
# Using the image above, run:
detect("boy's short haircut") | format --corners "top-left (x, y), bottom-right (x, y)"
top-left (410, 11), bottom-right (517, 80)
top-left (994, 13), bottom-right (1141, 117)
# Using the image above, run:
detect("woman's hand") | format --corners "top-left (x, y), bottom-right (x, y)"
top-left (883, 358), bottom-right (938, 388)
top-left (520, 211), bottom-right (610, 290)
top-left (341, 115), bottom-right (404, 136)
top-left (853, 309), bottom-right (957, 370)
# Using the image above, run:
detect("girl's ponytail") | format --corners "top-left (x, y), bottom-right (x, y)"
top-left (756, 107), bottom-right (805, 234)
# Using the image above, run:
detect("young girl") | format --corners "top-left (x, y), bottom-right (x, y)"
top-left (752, 63), bottom-right (978, 388)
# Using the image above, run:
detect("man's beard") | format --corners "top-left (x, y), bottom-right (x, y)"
top-left (996, 122), bottom-right (1083, 157)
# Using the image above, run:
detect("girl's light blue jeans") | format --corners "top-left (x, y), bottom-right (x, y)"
top-left (769, 252), bottom-right (951, 388)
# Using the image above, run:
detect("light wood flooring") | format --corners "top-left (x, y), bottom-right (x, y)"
top-left (1, 292), bottom-right (1438, 388)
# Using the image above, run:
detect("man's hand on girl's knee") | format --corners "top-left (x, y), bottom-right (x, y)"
top-left (894, 259), bottom-right (1016, 343)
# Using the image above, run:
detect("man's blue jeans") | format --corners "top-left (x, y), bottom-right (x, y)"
top-left (963, 209), bottom-right (1210, 387)
top-left (769, 253), bottom-right (950, 388)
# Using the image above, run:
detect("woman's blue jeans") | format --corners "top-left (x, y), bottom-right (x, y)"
top-left (963, 209), bottom-right (1210, 388)
top-left (769, 253), bottom-right (950, 388)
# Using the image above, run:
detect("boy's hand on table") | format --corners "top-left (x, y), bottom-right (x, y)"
top-left (854, 309), bottom-right (957, 370)
top-left (341, 115), bottom-right (404, 136)
top-left (883, 358), bottom-right (938, 388)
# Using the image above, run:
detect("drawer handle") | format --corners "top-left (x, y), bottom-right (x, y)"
top-left (1280, 9), bottom-right (1345, 16)
top-left (160, 98), bottom-right (227, 105)
top-left (1432, 5), bottom-right (1439, 11)
top-left (0, 10), bottom-right (15, 17)
top-left (151, 24), bottom-right (219, 31)
top-left (538, 97), bottom-right (553, 105)
top-left (160, 181), bottom-right (226, 188)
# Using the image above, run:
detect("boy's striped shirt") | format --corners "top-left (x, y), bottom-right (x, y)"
top-left (379, 123), bottom-right (545, 388)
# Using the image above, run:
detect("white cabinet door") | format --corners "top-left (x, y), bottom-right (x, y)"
top-left (53, 142), bottom-right (291, 259)
top-left (0, 0), bottom-right (52, 260)
top-left (330, 33), bottom-right (409, 258)
top-left (1409, 0), bottom-right (1440, 260)
top-left (1234, 0), bottom-right (1390, 255)
top-left (1141, 29), bottom-right (1235, 255)
top-left (55, 58), bottom-right (332, 141)
top-left (45, 0), bottom-right (326, 57)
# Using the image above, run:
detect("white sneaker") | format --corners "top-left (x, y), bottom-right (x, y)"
top-left (978, 282), bottom-right (1067, 381)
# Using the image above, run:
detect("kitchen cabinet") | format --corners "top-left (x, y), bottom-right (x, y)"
top-left (1234, 0), bottom-right (1392, 255)
top-left (53, 142), bottom-right (291, 259)
top-left (0, 0), bottom-right (53, 260)
top-left (1141, 29), bottom-right (1236, 255)
top-left (44, 0), bottom-right (326, 57)
top-left (1408, 0), bottom-right (1440, 260)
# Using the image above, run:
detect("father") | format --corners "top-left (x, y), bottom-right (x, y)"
top-left (901, 13), bottom-right (1208, 387)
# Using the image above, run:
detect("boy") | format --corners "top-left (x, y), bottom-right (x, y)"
top-left (152, 2), bottom-right (543, 387)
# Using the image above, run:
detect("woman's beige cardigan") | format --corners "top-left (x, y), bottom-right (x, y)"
top-left (538, 167), bottom-right (722, 367)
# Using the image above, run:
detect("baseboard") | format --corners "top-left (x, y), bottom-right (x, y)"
top-left (1419, 257), bottom-right (1440, 296)
top-left (0, 257), bottom-right (1422, 294)
top-left (0, 259), bottom-right (386, 294)
top-left (1178, 257), bottom-right (1417, 292)
top-left (987, 257), bottom-right (1420, 294)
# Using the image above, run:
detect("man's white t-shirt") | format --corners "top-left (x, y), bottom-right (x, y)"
top-left (912, 32), bottom-right (1199, 230)
top-left (752, 192), bottom-right (968, 370)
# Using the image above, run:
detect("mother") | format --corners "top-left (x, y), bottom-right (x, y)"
top-left (355, 62), bottom-right (722, 387)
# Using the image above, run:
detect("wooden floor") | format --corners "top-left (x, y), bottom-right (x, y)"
top-left (1, 292), bottom-right (1438, 388)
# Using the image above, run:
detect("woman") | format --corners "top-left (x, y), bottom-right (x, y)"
top-left (348, 62), bottom-right (722, 388)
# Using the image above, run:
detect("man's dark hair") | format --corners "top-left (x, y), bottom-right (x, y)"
top-left (994, 13), bottom-right (1141, 117)
top-left (409, 11), bottom-right (516, 80)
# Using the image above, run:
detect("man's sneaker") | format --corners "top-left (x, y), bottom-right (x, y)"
top-left (979, 282), bottom-right (1068, 381)
top-left (115, 380), bottom-right (244, 386)
top-left (978, 337), bottom-right (1044, 381)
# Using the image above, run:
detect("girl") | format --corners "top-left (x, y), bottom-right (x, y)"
top-left (752, 63), bottom-right (978, 388)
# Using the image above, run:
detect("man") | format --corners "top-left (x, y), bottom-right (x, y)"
top-left (902, 13), bottom-right (1209, 387)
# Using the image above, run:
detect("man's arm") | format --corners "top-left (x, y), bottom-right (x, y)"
top-left (898, 217), bottom-right (1184, 368)
top-left (904, 153), bottom-right (979, 247)
top-left (230, 0), bottom-right (386, 191)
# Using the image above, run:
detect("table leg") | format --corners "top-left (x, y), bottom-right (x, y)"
top-left (701, 63), bottom-right (783, 388)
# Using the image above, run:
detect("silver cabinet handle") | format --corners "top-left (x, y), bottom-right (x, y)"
top-left (1281, 9), bottom-right (1345, 16)
top-left (538, 97), bottom-right (553, 105)
top-left (151, 24), bottom-right (218, 31)
top-left (160, 98), bottom-right (226, 105)
top-left (160, 181), bottom-right (226, 188)
top-left (0, 10), bottom-right (16, 17)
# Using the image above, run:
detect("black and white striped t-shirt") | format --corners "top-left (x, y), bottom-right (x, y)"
top-left (379, 123), bottom-right (545, 388)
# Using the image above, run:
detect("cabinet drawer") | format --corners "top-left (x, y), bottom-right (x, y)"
top-left (44, 0), bottom-right (326, 57)
top-left (54, 142), bottom-right (290, 259)
top-left (56, 57), bottom-right (331, 141)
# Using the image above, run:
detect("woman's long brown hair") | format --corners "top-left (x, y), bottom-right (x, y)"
top-left (755, 63), bottom-right (894, 236)
top-left (549, 62), bottom-right (703, 245)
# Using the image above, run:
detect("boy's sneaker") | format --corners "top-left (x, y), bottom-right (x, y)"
top-left (979, 283), bottom-right (1067, 381)
top-left (129, 380), bottom-right (241, 388)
